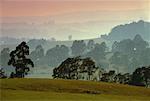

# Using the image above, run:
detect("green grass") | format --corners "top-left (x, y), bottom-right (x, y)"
top-left (1, 78), bottom-right (150, 101)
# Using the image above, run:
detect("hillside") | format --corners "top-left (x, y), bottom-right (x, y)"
top-left (1, 79), bottom-right (150, 101)
top-left (103, 20), bottom-right (150, 41)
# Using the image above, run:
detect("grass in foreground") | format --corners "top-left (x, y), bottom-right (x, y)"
top-left (1, 78), bottom-right (150, 101)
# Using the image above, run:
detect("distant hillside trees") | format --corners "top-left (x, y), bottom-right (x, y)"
top-left (1, 34), bottom-right (149, 77)
top-left (112, 39), bottom-right (134, 54)
top-left (71, 40), bottom-right (86, 56)
top-left (109, 52), bottom-right (130, 72)
top-left (29, 44), bottom-right (70, 67)
top-left (0, 48), bottom-right (10, 67)
top-left (86, 42), bottom-right (107, 64)
top-left (29, 39), bottom-right (107, 67)
top-left (45, 45), bottom-right (69, 67)
top-left (112, 34), bottom-right (148, 54)
top-left (29, 45), bottom-right (44, 66)
top-left (27, 39), bottom-right (47, 49)
top-left (104, 20), bottom-right (150, 41)
top-left (87, 40), bottom-right (95, 51)
top-left (133, 34), bottom-right (149, 52)
top-left (111, 34), bottom-right (149, 72)
top-left (8, 42), bottom-right (34, 78)
top-left (138, 48), bottom-right (150, 66)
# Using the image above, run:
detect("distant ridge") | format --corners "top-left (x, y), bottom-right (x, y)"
top-left (101, 20), bottom-right (150, 41)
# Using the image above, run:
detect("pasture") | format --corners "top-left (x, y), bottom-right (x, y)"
top-left (1, 78), bottom-right (150, 101)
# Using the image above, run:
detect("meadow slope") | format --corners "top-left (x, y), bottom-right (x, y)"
top-left (1, 78), bottom-right (150, 101)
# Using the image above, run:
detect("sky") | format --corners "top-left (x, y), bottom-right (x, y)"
top-left (0, 0), bottom-right (150, 40)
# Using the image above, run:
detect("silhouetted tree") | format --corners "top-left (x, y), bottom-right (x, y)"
top-left (101, 70), bottom-right (115, 82)
top-left (9, 72), bottom-right (15, 78)
top-left (114, 73), bottom-right (131, 84)
top-left (52, 57), bottom-right (96, 80)
top-left (8, 42), bottom-right (34, 78)
top-left (130, 66), bottom-right (150, 87)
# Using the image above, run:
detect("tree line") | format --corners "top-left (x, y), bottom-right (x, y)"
top-left (0, 34), bottom-right (150, 78)
top-left (0, 36), bottom-right (149, 87)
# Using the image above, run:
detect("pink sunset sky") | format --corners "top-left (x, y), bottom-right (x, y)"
top-left (1, 0), bottom-right (150, 17)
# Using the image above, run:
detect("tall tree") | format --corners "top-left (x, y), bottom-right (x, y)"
top-left (8, 42), bottom-right (34, 78)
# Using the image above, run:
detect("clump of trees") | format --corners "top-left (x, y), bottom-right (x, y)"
top-left (8, 42), bottom-right (34, 78)
top-left (110, 34), bottom-right (150, 72)
top-left (28, 34), bottom-right (148, 73)
top-left (29, 44), bottom-right (69, 67)
top-left (130, 66), bottom-right (150, 87)
top-left (52, 57), bottom-right (150, 87)
top-left (53, 56), bottom-right (99, 80)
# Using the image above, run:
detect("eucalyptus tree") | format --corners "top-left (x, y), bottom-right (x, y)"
top-left (8, 42), bottom-right (34, 78)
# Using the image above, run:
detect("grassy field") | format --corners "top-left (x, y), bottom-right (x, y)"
top-left (1, 78), bottom-right (150, 101)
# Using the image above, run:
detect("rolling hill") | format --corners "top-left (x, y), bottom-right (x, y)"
top-left (1, 78), bottom-right (150, 101)
top-left (103, 20), bottom-right (150, 41)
